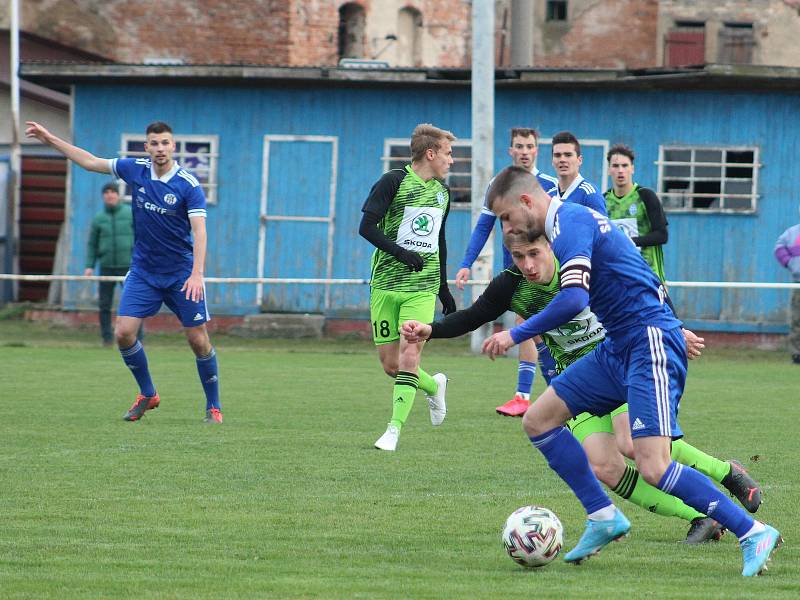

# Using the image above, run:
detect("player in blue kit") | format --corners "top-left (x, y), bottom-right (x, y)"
top-left (26, 120), bottom-right (223, 424)
top-left (482, 166), bottom-right (781, 576)
top-left (550, 131), bottom-right (606, 214)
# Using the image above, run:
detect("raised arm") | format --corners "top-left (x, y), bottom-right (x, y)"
top-left (25, 121), bottom-right (111, 174)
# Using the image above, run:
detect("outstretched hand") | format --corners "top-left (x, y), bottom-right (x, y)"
top-left (25, 121), bottom-right (51, 144)
top-left (400, 320), bottom-right (432, 343)
top-left (481, 330), bottom-right (515, 360)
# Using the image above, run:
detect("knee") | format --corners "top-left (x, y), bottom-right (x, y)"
top-left (522, 406), bottom-right (547, 437)
top-left (188, 337), bottom-right (212, 357)
top-left (115, 329), bottom-right (136, 348)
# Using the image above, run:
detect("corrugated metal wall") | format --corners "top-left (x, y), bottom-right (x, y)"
top-left (61, 81), bottom-right (800, 331)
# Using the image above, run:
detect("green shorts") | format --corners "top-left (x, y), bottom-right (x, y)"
top-left (369, 288), bottom-right (436, 345)
top-left (567, 404), bottom-right (629, 444)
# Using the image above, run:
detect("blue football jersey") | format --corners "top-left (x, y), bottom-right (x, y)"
top-left (110, 158), bottom-right (207, 274)
top-left (545, 199), bottom-right (680, 345)
top-left (554, 174), bottom-right (607, 215)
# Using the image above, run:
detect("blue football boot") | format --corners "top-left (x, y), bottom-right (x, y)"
top-left (564, 509), bottom-right (631, 564)
top-left (741, 524), bottom-right (782, 577)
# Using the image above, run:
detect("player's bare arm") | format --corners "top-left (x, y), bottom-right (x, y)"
top-left (182, 216), bottom-right (207, 302)
top-left (25, 121), bottom-right (111, 174)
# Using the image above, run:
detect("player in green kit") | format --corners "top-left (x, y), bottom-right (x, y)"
top-left (604, 144), bottom-right (667, 281)
top-left (359, 124), bottom-right (458, 451)
top-left (402, 232), bottom-right (762, 539)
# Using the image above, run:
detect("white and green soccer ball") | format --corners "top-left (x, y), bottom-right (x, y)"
top-left (501, 506), bottom-right (563, 568)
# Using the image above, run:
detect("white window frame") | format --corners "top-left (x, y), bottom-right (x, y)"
top-left (656, 145), bottom-right (760, 213)
top-left (118, 134), bottom-right (219, 204)
top-left (382, 138), bottom-right (473, 208)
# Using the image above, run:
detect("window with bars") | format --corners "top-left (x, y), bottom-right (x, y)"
top-left (657, 146), bottom-right (759, 213)
top-left (382, 139), bottom-right (472, 205)
top-left (119, 134), bottom-right (219, 204)
top-left (546, 0), bottom-right (568, 21)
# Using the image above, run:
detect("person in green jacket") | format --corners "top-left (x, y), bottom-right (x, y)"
top-left (84, 182), bottom-right (140, 345)
top-left (604, 144), bottom-right (668, 282)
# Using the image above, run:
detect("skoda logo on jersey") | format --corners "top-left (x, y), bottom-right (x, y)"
top-left (436, 191), bottom-right (445, 206)
top-left (555, 320), bottom-right (589, 337)
top-left (411, 213), bottom-right (435, 237)
top-left (163, 193), bottom-right (177, 206)
top-left (629, 204), bottom-right (638, 216)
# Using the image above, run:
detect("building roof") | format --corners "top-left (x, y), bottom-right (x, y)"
top-left (19, 61), bottom-right (800, 93)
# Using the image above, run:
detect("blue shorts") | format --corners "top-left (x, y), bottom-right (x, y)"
top-left (118, 267), bottom-right (210, 328)
top-left (552, 325), bottom-right (686, 439)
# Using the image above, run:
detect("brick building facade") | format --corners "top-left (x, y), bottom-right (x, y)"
top-left (5, 1), bottom-right (800, 69)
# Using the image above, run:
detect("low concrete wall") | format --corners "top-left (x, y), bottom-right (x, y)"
top-left (19, 307), bottom-right (788, 349)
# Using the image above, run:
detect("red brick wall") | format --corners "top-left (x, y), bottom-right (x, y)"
top-left (23, 0), bottom-right (292, 65)
top-left (21, 0), bottom-right (656, 68)
top-left (539, 0), bottom-right (659, 68)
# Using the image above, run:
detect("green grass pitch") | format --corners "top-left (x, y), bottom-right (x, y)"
top-left (0, 320), bottom-right (798, 598)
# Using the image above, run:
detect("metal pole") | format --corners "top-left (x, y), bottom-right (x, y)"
top-left (469, 0), bottom-right (495, 353)
top-left (510, 0), bottom-right (534, 66)
top-left (5, 0), bottom-right (21, 302)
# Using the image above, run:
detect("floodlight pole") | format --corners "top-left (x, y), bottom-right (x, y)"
top-left (469, 0), bottom-right (495, 353)
top-left (5, 0), bottom-right (21, 302)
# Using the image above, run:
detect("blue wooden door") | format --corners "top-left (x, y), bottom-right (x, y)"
top-left (258, 136), bottom-right (337, 313)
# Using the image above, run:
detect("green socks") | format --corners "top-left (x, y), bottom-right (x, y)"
top-left (671, 439), bottom-right (731, 483)
top-left (613, 464), bottom-right (704, 522)
top-left (416, 368), bottom-right (437, 396)
top-left (390, 371), bottom-right (419, 429)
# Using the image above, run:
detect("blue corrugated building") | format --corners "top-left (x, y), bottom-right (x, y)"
top-left (19, 63), bottom-right (800, 333)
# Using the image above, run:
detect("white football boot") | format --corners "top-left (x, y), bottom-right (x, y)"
top-left (374, 424), bottom-right (400, 451)
top-left (427, 373), bottom-right (448, 426)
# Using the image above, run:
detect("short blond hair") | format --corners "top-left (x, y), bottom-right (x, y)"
top-left (410, 123), bottom-right (456, 162)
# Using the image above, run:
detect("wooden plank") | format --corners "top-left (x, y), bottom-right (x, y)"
top-left (21, 156), bottom-right (68, 174)
top-left (20, 207), bottom-right (66, 223)
top-left (21, 173), bottom-right (67, 189)
top-left (19, 239), bottom-right (58, 254)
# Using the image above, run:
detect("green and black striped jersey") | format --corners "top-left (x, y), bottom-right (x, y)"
top-left (362, 165), bottom-right (450, 293)
top-left (430, 263), bottom-right (605, 373)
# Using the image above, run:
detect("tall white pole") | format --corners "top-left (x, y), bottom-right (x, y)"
top-left (6, 0), bottom-right (21, 299)
top-left (469, 0), bottom-right (494, 353)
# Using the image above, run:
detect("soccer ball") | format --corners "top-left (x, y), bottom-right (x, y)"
top-left (501, 506), bottom-right (563, 568)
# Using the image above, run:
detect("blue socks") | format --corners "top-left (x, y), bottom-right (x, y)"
top-left (530, 426), bottom-right (613, 514)
top-left (516, 361), bottom-right (536, 396)
top-left (119, 340), bottom-right (156, 398)
top-left (658, 461), bottom-right (754, 538)
top-left (196, 348), bottom-right (221, 410)
top-left (536, 342), bottom-right (557, 385)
